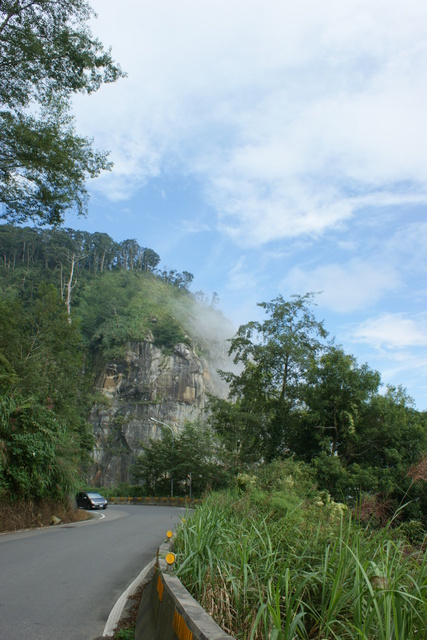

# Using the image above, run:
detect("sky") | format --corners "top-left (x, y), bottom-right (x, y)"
top-left (66, 0), bottom-right (427, 409)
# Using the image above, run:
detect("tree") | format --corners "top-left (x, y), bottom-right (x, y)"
top-left (212, 293), bottom-right (328, 461)
top-left (140, 248), bottom-right (160, 272)
top-left (0, 284), bottom-right (93, 501)
top-left (88, 232), bottom-right (118, 273)
top-left (0, 0), bottom-right (125, 225)
top-left (310, 383), bottom-right (427, 516)
top-left (0, 284), bottom-right (91, 427)
top-left (354, 387), bottom-right (427, 505)
top-left (303, 347), bottom-right (381, 459)
top-left (132, 422), bottom-right (228, 496)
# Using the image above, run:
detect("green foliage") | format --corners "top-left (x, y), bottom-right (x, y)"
top-left (0, 226), bottom-right (194, 359)
top-left (174, 485), bottom-right (427, 640)
top-left (151, 315), bottom-right (187, 350)
top-left (132, 421), bottom-right (229, 496)
top-left (0, 0), bottom-right (125, 224)
top-left (209, 293), bottom-right (427, 522)
top-left (78, 270), bottom-right (191, 357)
top-left (309, 384), bottom-right (427, 518)
top-left (0, 98), bottom-right (112, 224)
top-left (0, 284), bottom-right (88, 417)
top-left (208, 395), bottom-right (272, 467)
top-left (212, 293), bottom-right (329, 462)
top-left (0, 226), bottom-right (216, 505)
top-left (303, 346), bottom-right (381, 458)
top-left (0, 283), bottom-right (93, 501)
top-left (0, 395), bottom-right (81, 500)
top-left (114, 630), bottom-right (134, 640)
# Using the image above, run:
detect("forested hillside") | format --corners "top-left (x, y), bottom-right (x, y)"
top-left (1, 224), bottom-right (427, 528)
top-left (0, 224), bottom-right (227, 503)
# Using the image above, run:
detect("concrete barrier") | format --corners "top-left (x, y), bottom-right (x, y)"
top-left (135, 542), bottom-right (233, 640)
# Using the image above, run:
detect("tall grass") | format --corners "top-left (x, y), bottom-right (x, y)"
top-left (174, 487), bottom-right (427, 639)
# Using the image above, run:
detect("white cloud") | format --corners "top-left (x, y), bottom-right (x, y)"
top-left (281, 261), bottom-right (400, 313)
top-left (75, 0), bottom-right (427, 245)
top-left (227, 257), bottom-right (257, 291)
top-left (353, 313), bottom-right (427, 349)
top-left (61, 0), bottom-right (427, 408)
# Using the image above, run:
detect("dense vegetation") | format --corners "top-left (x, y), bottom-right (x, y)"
top-left (206, 294), bottom-right (427, 524)
top-left (135, 294), bottom-right (427, 529)
top-left (2, 226), bottom-right (426, 533)
top-left (175, 463), bottom-right (427, 639)
top-left (0, 224), bottom-right (202, 508)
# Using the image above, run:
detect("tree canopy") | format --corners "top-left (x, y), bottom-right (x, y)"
top-left (208, 293), bottom-right (427, 520)
top-left (0, 284), bottom-right (93, 501)
top-left (213, 293), bottom-right (329, 461)
top-left (132, 422), bottom-right (229, 497)
top-left (0, 0), bottom-right (125, 225)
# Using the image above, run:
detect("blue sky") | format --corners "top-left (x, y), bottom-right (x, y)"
top-left (66, 0), bottom-right (427, 409)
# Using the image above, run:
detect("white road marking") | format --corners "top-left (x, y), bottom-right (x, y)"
top-left (102, 558), bottom-right (157, 637)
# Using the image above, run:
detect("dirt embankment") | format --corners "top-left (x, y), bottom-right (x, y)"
top-left (0, 499), bottom-right (90, 533)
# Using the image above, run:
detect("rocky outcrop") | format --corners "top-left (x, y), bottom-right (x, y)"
top-left (89, 338), bottom-right (230, 486)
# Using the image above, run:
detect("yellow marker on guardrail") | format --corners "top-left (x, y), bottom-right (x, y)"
top-left (166, 529), bottom-right (173, 540)
top-left (165, 552), bottom-right (176, 566)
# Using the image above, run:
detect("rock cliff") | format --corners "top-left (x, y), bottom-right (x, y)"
top-left (89, 334), bottom-right (231, 486)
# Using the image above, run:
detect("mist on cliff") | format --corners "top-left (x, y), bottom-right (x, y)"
top-left (174, 295), bottom-right (241, 384)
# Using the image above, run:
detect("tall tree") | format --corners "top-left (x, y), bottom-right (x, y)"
top-left (212, 293), bottom-right (329, 461)
top-left (0, 0), bottom-right (125, 225)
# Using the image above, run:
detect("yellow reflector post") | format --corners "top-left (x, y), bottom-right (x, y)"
top-left (166, 530), bottom-right (173, 539)
top-left (165, 552), bottom-right (176, 566)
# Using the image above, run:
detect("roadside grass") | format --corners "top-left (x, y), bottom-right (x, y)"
top-left (174, 484), bottom-right (427, 639)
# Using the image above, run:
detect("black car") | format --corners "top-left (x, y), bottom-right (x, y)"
top-left (76, 491), bottom-right (108, 510)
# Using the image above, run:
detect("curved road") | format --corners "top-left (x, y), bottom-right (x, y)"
top-left (0, 505), bottom-right (186, 640)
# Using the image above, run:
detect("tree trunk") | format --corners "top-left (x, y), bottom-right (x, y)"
top-left (65, 254), bottom-right (76, 322)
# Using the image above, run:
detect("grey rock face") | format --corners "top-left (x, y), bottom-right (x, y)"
top-left (89, 339), bottom-right (229, 486)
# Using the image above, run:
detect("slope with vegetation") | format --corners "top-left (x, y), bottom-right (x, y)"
top-left (174, 463), bottom-right (427, 640)
top-left (0, 224), bottom-right (227, 524)
top-left (0, 2), bottom-right (425, 633)
top-left (1, 227), bottom-right (426, 529)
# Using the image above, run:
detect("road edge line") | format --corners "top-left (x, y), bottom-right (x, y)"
top-left (102, 558), bottom-right (157, 637)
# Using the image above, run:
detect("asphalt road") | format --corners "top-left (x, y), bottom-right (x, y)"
top-left (0, 505), bottom-right (186, 640)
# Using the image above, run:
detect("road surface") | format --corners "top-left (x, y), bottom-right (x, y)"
top-left (0, 505), bottom-right (186, 639)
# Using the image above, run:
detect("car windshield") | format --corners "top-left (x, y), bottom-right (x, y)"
top-left (87, 493), bottom-right (103, 499)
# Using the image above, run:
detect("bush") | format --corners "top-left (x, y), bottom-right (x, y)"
top-left (0, 395), bottom-right (81, 501)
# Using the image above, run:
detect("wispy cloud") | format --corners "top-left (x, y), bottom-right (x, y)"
top-left (353, 313), bottom-right (427, 349)
top-left (76, 0), bottom-right (427, 246)
top-left (281, 261), bottom-right (400, 313)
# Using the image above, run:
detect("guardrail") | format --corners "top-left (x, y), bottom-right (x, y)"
top-left (108, 496), bottom-right (203, 507)
top-left (134, 541), bottom-right (233, 640)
